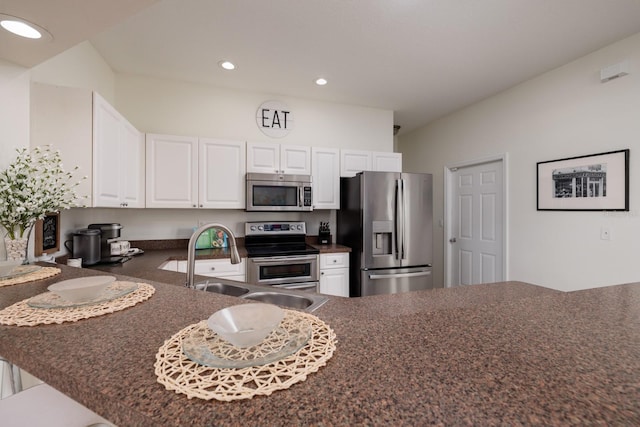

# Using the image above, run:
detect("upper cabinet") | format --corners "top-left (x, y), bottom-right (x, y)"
top-left (247, 142), bottom-right (311, 175)
top-left (93, 93), bottom-right (145, 207)
top-left (199, 138), bottom-right (246, 209)
top-left (372, 152), bottom-right (403, 173)
top-left (340, 149), bottom-right (402, 177)
top-left (30, 83), bottom-right (144, 208)
top-left (146, 134), bottom-right (245, 209)
top-left (311, 147), bottom-right (340, 209)
top-left (340, 149), bottom-right (372, 177)
top-left (146, 134), bottom-right (198, 208)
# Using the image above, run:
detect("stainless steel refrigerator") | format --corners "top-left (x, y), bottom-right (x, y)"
top-left (337, 171), bottom-right (434, 297)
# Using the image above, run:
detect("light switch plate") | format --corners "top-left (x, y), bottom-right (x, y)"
top-left (600, 227), bottom-right (611, 240)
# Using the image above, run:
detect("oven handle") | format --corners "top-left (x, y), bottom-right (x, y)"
top-left (249, 255), bottom-right (318, 264)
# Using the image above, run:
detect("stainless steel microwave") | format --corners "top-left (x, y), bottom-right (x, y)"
top-left (246, 173), bottom-right (313, 211)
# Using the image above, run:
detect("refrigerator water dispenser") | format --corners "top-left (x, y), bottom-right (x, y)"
top-left (372, 221), bottom-right (393, 255)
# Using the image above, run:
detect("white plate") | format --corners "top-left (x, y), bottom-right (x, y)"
top-left (48, 276), bottom-right (116, 303)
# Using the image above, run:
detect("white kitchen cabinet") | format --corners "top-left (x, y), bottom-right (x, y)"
top-left (199, 138), bottom-right (246, 209)
top-left (319, 252), bottom-right (350, 297)
top-left (93, 93), bottom-right (145, 207)
top-left (340, 149), bottom-right (403, 177)
top-left (146, 134), bottom-right (198, 208)
top-left (373, 152), bottom-right (402, 173)
top-left (311, 147), bottom-right (340, 209)
top-left (247, 142), bottom-right (311, 174)
top-left (340, 149), bottom-right (372, 177)
top-left (176, 258), bottom-right (246, 282)
top-left (146, 135), bottom-right (245, 209)
top-left (30, 83), bottom-right (145, 208)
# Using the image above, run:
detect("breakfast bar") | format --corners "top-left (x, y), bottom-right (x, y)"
top-left (1, 253), bottom-right (640, 425)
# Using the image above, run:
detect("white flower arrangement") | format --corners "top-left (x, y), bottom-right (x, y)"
top-left (0, 145), bottom-right (86, 240)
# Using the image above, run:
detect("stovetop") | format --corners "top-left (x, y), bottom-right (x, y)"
top-left (244, 221), bottom-right (319, 258)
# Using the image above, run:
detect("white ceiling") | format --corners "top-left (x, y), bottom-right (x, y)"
top-left (4, 1), bottom-right (640, 135)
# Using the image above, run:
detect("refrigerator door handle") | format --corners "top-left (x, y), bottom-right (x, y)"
top-left (369, 270), bottom-right (432, 280)
top-left (395, 178), bottom-right (402, 260)
top-left (399, 178), bottom-right (406, 260)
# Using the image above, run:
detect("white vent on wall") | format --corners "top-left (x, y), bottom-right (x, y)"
top-left (600, 61), bottom-right (629, 83)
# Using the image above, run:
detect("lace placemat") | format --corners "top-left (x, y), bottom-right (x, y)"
top-left (155, 309), bottom-right (337, 401)
top-left (0, 266), bottom-right (61, 288)
top-left (0, 282), bottom-right (155, 326)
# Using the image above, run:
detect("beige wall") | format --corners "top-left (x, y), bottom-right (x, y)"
top-left (30, 41), bottom-right (116, 104)
top-left (399, 32), bottom-right (640, 292)
top-left (115, 74), bottom-right (392, 150)
top-left (0, 60), bottom-right (30, 168)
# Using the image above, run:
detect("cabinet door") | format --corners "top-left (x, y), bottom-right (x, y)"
top-left (121, 120), bottom-right (145, 207)
top-left (247, 141), bottom-right (280, 173)
top-left (340, 149), bottom-right (372, 177)
top-left (311, 147), bottom-right (340, 209)
top-left (92, 93), bottom-right (122, 207)
top-left (146, 134), bottom-right (198, 208)
top-left (319, 268), bottom-right (350, 297)
top-left (199, 138), bottom-right (246, 209)
top-left (281, 145), bottom-right (311, 175)
top-left (373, 152), bottom-right (402, 172)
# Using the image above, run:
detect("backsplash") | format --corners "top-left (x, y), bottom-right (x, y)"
top-left (59, 207), bottom-right (335, 243)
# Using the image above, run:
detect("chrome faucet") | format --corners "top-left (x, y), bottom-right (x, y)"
top-left (186, 223), bottom-right (241, 289)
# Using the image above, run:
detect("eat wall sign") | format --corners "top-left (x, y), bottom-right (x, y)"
top-left (256, 100), bottom-right (293, 138)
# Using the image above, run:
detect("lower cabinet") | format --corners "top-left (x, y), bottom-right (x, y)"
top-left (319, 253), bottom-right (350, 297)
top-left (174, 259), bottom-right (247, 282)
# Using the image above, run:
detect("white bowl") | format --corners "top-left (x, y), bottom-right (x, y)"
top-left (207, 303), bottom-right (284, 348)
top-left (48, 276), bottom-right (116, 303)
top-left (0, 260), bottom-right (22, 277)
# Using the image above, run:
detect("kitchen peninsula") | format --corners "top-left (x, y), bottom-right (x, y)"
top-left (1, 250), bottom-right (640, 426)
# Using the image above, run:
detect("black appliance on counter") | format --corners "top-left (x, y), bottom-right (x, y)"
top-left (87, 223), bottom-right (130, 264)
top-left (244, 221), bottom-right (319, 292)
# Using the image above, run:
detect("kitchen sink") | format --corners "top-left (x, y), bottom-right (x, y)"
top-left (242, 291), bottom-right (315, 310)
top-left (191, 280), bottom-right (328, 312)
top-left (194, 281), bottom-right (251, 297)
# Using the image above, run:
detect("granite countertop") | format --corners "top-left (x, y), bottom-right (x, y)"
top-left (1, 250), bottom-right (640, 425)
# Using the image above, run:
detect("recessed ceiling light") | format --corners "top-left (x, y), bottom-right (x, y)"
top-left (0, 14), bottom-right (52, 40)
top-left (219, 60), bottom-right (236, 70)
top-left (315, 78), bottom-right (328, 86)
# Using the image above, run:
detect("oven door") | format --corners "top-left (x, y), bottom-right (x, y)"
top-left (247, 255), bottom-right (319, 286)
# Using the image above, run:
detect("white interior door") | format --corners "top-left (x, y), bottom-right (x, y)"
top-left (448, 159), bottom-right (504, 286)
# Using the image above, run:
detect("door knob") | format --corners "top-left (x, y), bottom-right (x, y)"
top-left (449, 237), bottom-right (457, 243)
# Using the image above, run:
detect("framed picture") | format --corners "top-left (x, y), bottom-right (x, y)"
top-left (34, 212), bottom-right (61, 256)
top-left (537, 149), bottom-right (629, 211)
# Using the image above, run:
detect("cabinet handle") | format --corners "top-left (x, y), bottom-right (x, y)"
top-left (321, 272), bottom-right (324, 275)
top-left (192, 204), bottom-right (196, 208)
top-left (199, 204), bottom-right (203, 208)
top-left (333, 259), bottom-right (337, 263)
top-left (210, 267), bottom-right (216, 271)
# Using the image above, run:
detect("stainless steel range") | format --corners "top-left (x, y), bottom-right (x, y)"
top-left (244, 221), bottom-right (319, 292)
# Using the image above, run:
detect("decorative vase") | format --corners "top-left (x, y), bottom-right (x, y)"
top-left (4, 236), bottom-right (28, 263)
top-left (3, 224), bottom-right (34, 264)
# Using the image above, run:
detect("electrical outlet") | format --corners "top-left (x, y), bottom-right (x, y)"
top-left (600, 227), bottom-right (611, 240)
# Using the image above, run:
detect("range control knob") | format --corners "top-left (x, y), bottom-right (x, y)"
top-left (258, 225), bottom-right (264, 231)
top-left (250, 225), bottom-right (257, 231)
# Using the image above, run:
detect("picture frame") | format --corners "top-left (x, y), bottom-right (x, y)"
top-left (537, 149), bottom-right (629, 211)
top-left (34, 212), bottom-right (61, 256)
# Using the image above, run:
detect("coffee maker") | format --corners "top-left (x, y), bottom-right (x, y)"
top-left (88, 223), bottom-right (129, 264)
top-left (64, 229), bottom-right (102, 266)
